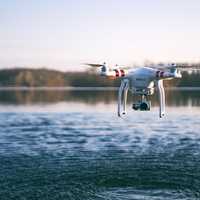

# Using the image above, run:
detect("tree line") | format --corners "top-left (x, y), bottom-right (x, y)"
top-left (0, 68), bottom-right (199, 87)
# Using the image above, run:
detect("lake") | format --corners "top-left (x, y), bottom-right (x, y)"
top-left (0, 88), bottom-right (200, 199)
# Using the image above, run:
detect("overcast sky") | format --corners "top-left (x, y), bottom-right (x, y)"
top-left (1, 0), bottom-right (200, 71)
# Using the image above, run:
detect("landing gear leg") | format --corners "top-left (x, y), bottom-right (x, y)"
top-left (118, 79), bottom-right (129, 117)
top-left (156, 80), bottom-right (165, 118)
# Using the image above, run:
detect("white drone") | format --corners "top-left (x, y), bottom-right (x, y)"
top-left (86, 63), bottom-right (198, 118)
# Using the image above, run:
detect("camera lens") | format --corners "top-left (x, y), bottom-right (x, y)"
top-left (140, 102), bottom-right (148, 110)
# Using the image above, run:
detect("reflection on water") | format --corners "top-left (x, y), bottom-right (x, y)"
top-left (0, 87), bottom-right (200, 107)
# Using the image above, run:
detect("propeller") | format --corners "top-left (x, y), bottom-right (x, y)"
top-left (153, 63), bottom-right (200, 71)
top-left (84, 62), bottom-right (132, 70)
top-left (175, 64), bottom-right (200, 71)
top-left (84, 63), bottom-right (106, 68)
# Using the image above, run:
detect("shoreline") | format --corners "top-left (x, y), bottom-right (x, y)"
top-left (0, 86), bottom-right (199, 91)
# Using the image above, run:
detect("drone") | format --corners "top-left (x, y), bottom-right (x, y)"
top-left (86, 62), bottom-right (198, 118)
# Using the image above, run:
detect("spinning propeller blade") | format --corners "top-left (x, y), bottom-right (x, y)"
top-left (84, 63), bottom-right (105, 68)
top-left (84, 63), bottom-right (132, 70)
top-left (175, 64), bottom-right (200, 71)
top-left (153, 63), bottom-right (200, 71)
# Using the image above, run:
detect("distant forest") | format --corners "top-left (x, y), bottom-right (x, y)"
top-left (0, 68), bottom-right (199, 87)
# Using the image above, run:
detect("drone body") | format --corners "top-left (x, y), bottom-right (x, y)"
top-left (86, 63), bottom-right (195, 118)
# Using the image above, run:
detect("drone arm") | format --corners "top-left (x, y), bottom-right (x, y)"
top-left (155, 69), bottom-right (182, 79)
top-left (85, 63), bottom-right (128, 78)
top-left (156, 80), bottom-right (165, 118)
top-left (101, 68), bottom-right (127, 78)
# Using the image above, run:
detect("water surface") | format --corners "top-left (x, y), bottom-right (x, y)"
top-left (0, 89), bottom-right (200, 199)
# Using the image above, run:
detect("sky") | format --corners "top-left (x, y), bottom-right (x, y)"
top-left (1, 0), bottom-right (200, 71)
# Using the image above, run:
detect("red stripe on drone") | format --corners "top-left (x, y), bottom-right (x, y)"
top-left (160, 71), bottom-right (164, 77)
top-left (156, 71), bottom-right (164, 78)
top-left (120, 69), bottom-right (125, 77)
top-left (115, 69), bottom-right (119, 77)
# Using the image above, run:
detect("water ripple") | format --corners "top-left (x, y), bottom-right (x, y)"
top-left (0, 112), bottom-right (200, 199)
